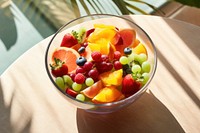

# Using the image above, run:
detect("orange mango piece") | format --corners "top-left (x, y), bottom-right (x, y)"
top-left (133, 43), bottom-right (147, 55)
top-left (99, 69), bottom-right (123, 86)
top-left (132, 38), bottom-right (140, 48)
top-left (92, 86), bottom-right (124, 103)
top-left (88, 27), bottom-right (117, 43)
top-left (94, 24), bottom-right (116, 29)
top-left (88, 38), bottom-right (110, 55)
top-left (108, 44), bottom-right (116, 60)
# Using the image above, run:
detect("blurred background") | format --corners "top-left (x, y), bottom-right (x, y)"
top-left (0, 0), bottom-right (199, 74)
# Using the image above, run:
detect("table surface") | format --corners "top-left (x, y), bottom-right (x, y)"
top-left (1, 15), bottom-right (200, 133)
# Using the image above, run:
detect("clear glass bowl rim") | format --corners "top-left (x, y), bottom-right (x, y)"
top-left (45, 14), bottom-right (157, 107)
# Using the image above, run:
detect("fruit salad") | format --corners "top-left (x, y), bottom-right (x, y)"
top-left (50, 24), bottom-right (151, 104)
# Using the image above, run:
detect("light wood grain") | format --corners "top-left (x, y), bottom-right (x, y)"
top-left (0, 15), bottom-right (200, 133)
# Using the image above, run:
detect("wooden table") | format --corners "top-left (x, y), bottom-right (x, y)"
top-left (1, 15), bottom-right (200, 133)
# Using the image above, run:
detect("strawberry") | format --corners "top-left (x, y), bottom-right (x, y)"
top-left (50, 58), bottom-right (68, 77)
top-left (121, 74), bottom-right (141, 97)
top-left (60, 33), bottom-right (78, 47)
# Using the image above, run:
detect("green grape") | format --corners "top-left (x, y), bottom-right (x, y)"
top-left (63, 75), bottom-right (73, 87)
top-left (72, 82), bottom-right (82, 92)
top-left (142, 73), bottom-right (150, 84)
top-left (119, 56), bottom-right (128, 65)
top-left (131, 64), bottom-right (141, 73)
top-left (136, 73), bottom-right (142, 78)
top-left (128, 53), bottom-right (135, 63)
top-left (76, 94), bottom-right (85, 102)
top-left (85, 78), bottom-right (94, 86)
top-left (142, 61), bottom-right (151, 73)
top-left (133, 54), bottom-right (140, 62)
top-left (55, 77), bottom-right (65, 91)
top-left (138, 53), bottom-right (147, 64)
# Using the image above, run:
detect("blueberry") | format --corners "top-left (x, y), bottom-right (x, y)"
top-left (124, 47), bottom-right (132, 55)
top-left (76, 56), bottom-right (87, 66)
top-left (78, 46), bottom-right (85, 54)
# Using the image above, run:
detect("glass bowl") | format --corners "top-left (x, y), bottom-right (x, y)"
top-left (45, 14), bottom-right (157, 114)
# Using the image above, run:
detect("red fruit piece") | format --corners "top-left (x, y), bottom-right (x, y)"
top-left (115, 29), bottom-right (136, 54)
top-left (74, 73), bottom-right (85, 84)
top-left (86, 28), bottom-right (95, 37)
top-left (88, 69), bottom-right (99, 81)
top-left (95, 62), bottom-right (107, 73)
top-left (106, 62), bottom-right (113, 71)
top-left (119, 29), bottom-right (136, 46)
top-left (91, 51), bottom-right (102, 62)
top-left (113, 51), bottom-right (121, 60)
top-left (69, 73), bottom-right (76, 81)
top-left (83, 61), bottom-right (94, 71)
top-left (114, 61), bottom-right (122, 70)
top-left (76, 67), bottom-right (85, 74)
top-left (101, 54), bottom-right (109, 62)
top-left (121, 74), bottom-right (141, 97)
top-left (111, 32), bottom-right (123, 45)
top-left (66, 88), bottom-right (78, 98)
top-left (60, 33), bottom-right (78, 47)
top-left (50, 58), bottom-right (68, 77)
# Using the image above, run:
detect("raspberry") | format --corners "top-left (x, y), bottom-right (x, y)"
top-left (74, 73), bottom-right (85, 84)
top-left (91, 52), bottom-right (102, 62)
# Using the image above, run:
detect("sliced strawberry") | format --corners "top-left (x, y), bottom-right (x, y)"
top-left (60, 33), bottom-right (78, 47)
top-left (121, 74), bottom-right (141, 97)
top-left (50, 58), bottom-right (68, 77)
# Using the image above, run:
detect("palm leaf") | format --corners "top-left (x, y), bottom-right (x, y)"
top-left (95, 0), bottom-right (107, 13)
top-left (79, 0), bottom-right (91, 15)
top-left (112, 0), bottom-right (130, 14)
top-left (91, 0), bottom-right (103, 14)
top-left (87, 0), bottom-right (97, 13)
top-left (70, 0), bottom-right (81, 17)
top-left (130, 0), bottom-right (165, 15)
top-left (124, 1), bottom-right (148, 14)
top-left (173, 0), bottom-right (200, 8)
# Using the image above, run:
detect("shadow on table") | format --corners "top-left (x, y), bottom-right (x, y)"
top-left (163, 19), bottom-right (200, 109)
top-left (76, 91), bottom-right (185, 133)
top-left (0, 81), bottom-right (31, 133)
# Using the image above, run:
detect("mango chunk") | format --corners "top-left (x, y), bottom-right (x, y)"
top-left (99, 69), bottom-right (123, 86)
top-left (92, 86), bottom-right (124, 103)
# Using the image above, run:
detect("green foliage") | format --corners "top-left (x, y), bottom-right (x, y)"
top-left (174, 0), bottom-right (200, 8)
